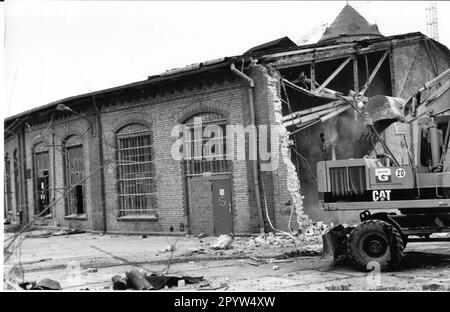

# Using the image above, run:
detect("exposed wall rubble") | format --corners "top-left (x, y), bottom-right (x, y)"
top-left (263, 65), bottom-right (309, 230)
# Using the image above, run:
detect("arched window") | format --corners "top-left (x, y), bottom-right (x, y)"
top-left (34, 142), bottom-right (50, 215)
top-left (4, 153), bottom-right (12, 213)
top-left (116, 123), bottom-right (155, 216)
top-left (183, 112), bottom-right (229, 175)
top-left (63, 135), bottom-right (85, 216)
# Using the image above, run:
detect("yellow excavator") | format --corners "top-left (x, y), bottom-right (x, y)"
top-left (284, 68), bottom-right (450, 271)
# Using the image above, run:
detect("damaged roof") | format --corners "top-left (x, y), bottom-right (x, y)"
top-left (318, 4), bottom-right (384, 44)
top-left (260, 32), bottom-right (450, 67)
top-left (244, 36), bottom-right (297, 55)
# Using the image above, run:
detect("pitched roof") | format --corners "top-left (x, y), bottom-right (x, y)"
top-left (318, 4), bottom-right (384, 44)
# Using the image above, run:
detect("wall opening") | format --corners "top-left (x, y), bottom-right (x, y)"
top-left (63, 135), bottom-right (85, 216)
top-left (278, 51), bottom-right (393, 223)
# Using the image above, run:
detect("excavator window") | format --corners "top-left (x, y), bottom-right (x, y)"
top-left (420, 127), bottom-right (433, 167)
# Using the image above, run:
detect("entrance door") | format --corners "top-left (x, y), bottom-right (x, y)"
top-left (37, 175), bottom-right (49, 213)
top-left (35, 151), bottom-right (50, 214)
top-left (212, 179), bottom-right (233, 235)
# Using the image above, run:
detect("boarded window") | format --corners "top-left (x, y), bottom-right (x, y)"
top-left (183, 112), bottom-right (229, 175)
top-left (116, 123), bottom-right (155, 216)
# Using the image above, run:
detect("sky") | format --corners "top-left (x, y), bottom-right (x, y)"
top-left (2, 1), bottom-right (450, 118)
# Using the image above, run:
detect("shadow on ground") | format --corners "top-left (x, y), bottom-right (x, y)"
top-left (324, 250), bottom-right (450, 272)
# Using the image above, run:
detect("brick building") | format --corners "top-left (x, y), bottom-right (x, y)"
top-left (4, 5), bottom-right (450, 235)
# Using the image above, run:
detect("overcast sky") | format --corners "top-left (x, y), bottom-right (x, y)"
top-left (2, 1), bottom-right (450, 118)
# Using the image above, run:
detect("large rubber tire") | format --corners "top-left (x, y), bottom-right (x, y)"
top-left (347, 220), bottom-right (404, 272)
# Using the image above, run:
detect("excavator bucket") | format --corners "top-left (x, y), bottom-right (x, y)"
top-left (364, 96), bottom-right (406, 133)
top-left (321, 224), bottom-right (353, 260)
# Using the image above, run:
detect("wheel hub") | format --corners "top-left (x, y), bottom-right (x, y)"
top-left (368, 240), bottom-right (382, 254)
top-left (363, 234), bottom-right (388, 258)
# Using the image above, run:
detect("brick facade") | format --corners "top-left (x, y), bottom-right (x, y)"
top-left (5, 34), bottom-right (450, 235)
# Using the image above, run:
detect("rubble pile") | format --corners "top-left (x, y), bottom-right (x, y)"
top-left (300, 220), bottom-right (329, 244)
top-left (236, 232), bottom-right (296, 249)
top-left (210, 234), bottom-right (233, 250)
top-left (236, 221), bottom-right (329, 249)
top-left (181, 222), bottom-right (329, 258)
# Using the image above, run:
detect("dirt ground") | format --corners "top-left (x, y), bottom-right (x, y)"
top-left (3, 230), bottom-right (450, 291)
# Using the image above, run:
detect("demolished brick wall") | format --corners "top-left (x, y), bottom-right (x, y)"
top-left (256, 64), bottom-right (309, 231)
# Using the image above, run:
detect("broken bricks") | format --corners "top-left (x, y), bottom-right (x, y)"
top-left (210, 234), bottom-right (233, 250)
top-left (163, 244), bottom-right (176, 252)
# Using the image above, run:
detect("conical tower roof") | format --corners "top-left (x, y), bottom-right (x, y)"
top-left (318, 4), bottom-right (384, 44)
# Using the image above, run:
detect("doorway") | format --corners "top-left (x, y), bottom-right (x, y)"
top-left (211, 179), bottom-right (233, 235)
top-left (35, 151), bottom-right (50, 214)
top-left (65, 145), bottom-right (84, 215)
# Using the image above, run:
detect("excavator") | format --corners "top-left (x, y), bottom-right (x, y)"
top-left (282, 68), bottom-right (450, 271)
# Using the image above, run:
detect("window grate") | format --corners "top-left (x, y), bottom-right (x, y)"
top-left (116, 124), bottom-right (155, 216)
top-left (183, 113), bottom-right (229, 176)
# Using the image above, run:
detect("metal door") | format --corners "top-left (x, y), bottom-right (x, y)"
top-left (212, 179), bottom-right (233, 235)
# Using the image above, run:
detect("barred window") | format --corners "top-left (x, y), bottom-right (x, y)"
top-left (183, 112), bottom-right (229, 176)
top-left (116, 123), bottom-right (155, 216)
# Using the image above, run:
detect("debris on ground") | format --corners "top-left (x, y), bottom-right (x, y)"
top-left (197, 281), bottom-right (229, 291)
top-left (210, 234), bottom-right (233, 250)
top-left (24, 230), bottom-right (53, 238)
top-left (303, 221), bottom-right (328, 236)
top-left (276, 249), bottom-right (321, 259)
top-left (52, 228), bottom-right (85, 236)
top-left (164, 244), bottom-right (176, 252)
top-left (422, 283), bottom-right (446, 291)
top-left (233, 224), bottom-right (327, 250)
top-left (196, 280), bottom-right (210, 288)
top-left (112, 268), bottom-right (204, 290)
top-left (184, 247), bottom-right (207, 256)
top-left (112, 275), bottom-right (128, 290)
top-left (19, 278), bottom-right (62, 290)
top-left (325, 284), bottom-right (351, 291)
top-left (126, 269), bottom-right (152, 290)
top-left (431, 233), bottom-right (450, 239)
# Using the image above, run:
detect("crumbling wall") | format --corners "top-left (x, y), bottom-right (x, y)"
top-left (257, 64), bottom-right (308, 231)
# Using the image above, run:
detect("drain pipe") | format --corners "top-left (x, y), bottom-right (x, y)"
top-left (230, 62), bottom-right (265, 233)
